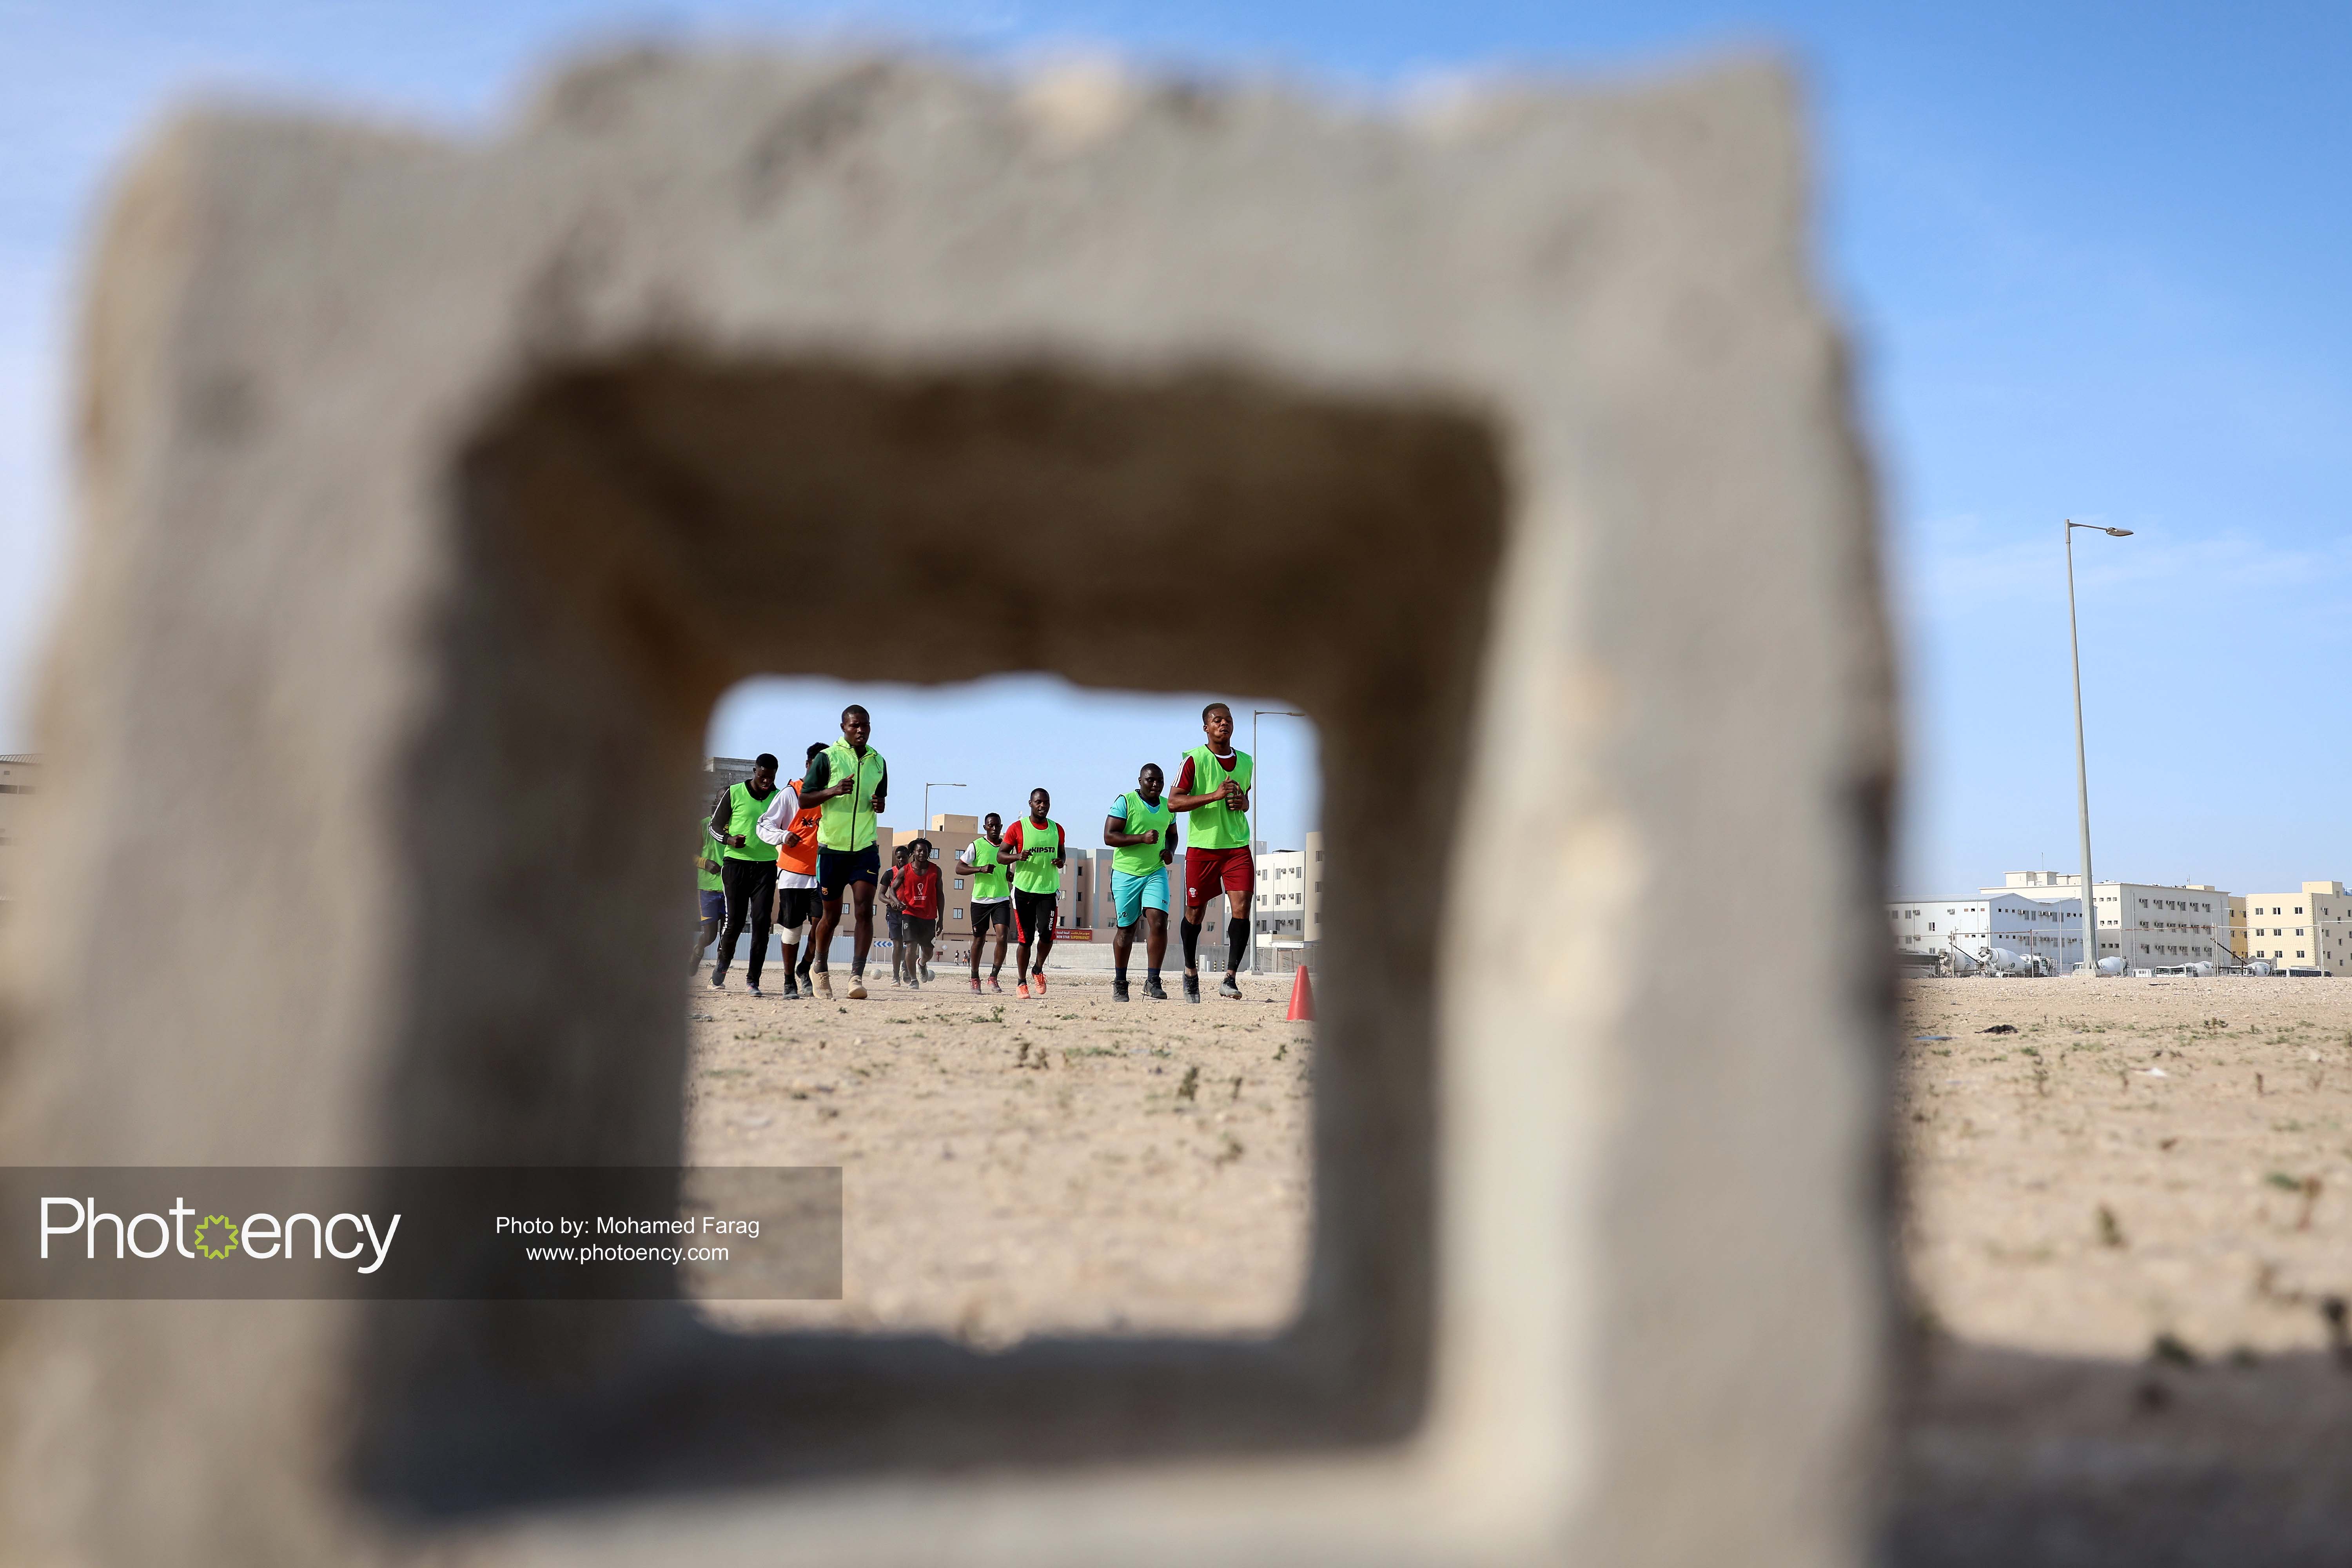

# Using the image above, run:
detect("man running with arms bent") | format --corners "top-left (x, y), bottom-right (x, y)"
top-left (959, 811), bottom-right (1014, 993)
top-left (1104, 762), bottom-right (1176, 1002)
top-left (803, 704), bottom-right (888, 1000)
top-left (1002, 788), bottom-right (1066, 999)
top-left (1169, 702), bottom-right (1254, 1002)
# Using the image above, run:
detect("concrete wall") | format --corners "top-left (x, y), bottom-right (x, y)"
top-left (0, 49), bottom-right (1896, 1566)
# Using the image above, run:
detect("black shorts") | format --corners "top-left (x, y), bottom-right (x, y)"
top-left (969, 900), bottom-right (1013, 933)
top-left (817, 845), bottom-right (880, 897)
top-left (1014, 889), bottom-right (1060, 940)
top-left (902, 916), bottom-right (937, 946)
top-left (775, 885), bottom-right (818, 931)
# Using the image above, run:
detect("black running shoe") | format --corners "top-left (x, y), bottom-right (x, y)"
top-left (780, 979), bottom-right (800, 1000)
top-left (709, 970), bottom-right (726, 989)
top-left (1143, 977), bottom-right (1168, 1001)
top-left (1182, 973), bottom-right (1201, 1004)
top-left (1113, 977), bottom-right (1131, 1002)
top-left (1220, 975), bottom-right (1242, 1000)
top-left (748, 982), bottom-right (763, 998)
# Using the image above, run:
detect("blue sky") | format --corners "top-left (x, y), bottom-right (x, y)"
top-left (3, 2), bottom-right (2347, 890)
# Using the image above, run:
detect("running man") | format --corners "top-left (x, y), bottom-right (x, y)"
top-left (1002, 787), bottom-right (1066, 999)
top-left (754, 742), bottom-right (827, 1000)
top-left (802, 705), bottom-right (888, 1000)
top-left (960, 811), bottom-right (1014, 993)
top-left (706, 753), bottom-right (781, 995)
top-left (893, 838), bottom-right (944, 990)
top-left (878, 844), bottom-right (911, 986)
top-left (1169, 702), bottom-right (1253, 1001)
top-left (691, 820), bottom-right (726, 971)
top-left (1104, 763), bottom-right (1177, 1001)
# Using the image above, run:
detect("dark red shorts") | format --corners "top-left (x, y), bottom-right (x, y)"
top-left (1183, 845), bottom-right (1254, 907)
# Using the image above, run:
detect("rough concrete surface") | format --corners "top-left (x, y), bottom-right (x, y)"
top-left (0, 45), bottom-right (1895, 1568)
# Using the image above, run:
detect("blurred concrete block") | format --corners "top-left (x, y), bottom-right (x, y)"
top-left (0, 47), bottom-right (1892, 1567)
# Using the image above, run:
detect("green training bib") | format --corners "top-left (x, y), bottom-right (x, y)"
top-left (968, 838), bottom-right (1009, 900)
top-left (721, 782), bottom-right (774, 862)
top-left (1181, 746), bottom-right (1252, 850)
top-left (815, 740), bottom-right (886, 852)
top-left (1011, 819), bottom-right (1062, 895)
top-left (1112, 791), bottom-right (1173, 877)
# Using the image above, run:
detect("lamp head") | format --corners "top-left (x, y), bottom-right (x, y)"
top-left (2104, 527), bottom-right (2133, 537)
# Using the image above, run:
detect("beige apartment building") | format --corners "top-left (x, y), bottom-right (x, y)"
top-left (2240, 882), bottom-right (2348, 973)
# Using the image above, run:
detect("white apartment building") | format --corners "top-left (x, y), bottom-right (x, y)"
top-left (1254, 832), bottom-right (1324, 946)
top-left (1886, 891), bottom-right (2083, 972)
top-left (2240, 881), bottom-right (2348, 974)
top-left (1991, 871), bottom-right (2233, 971)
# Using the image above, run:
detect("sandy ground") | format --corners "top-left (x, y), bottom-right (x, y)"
top-left (682, 958), bottom-right (1312, 1345)
top-left (682, 963), bottom-right (2348, 1367)
top-left (1898, 976), bottom-right (2352, 1360)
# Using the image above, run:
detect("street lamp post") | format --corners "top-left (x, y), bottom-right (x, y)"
top-left (922, 782), bottom-right (965, 830)
top-left (1248, 708), bottom-right (1308, 975)
top-left (2064, 519), bottom-right (2132, 974)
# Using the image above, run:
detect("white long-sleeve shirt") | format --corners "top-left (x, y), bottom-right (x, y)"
top-left (753, 784), bottom-right (819, 889)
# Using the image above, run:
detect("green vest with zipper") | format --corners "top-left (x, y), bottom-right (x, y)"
top-left (1012, 819), bottom-right (1063, 895)
top-left (1112, 792), bottom-right (1174, 877)
top-left (1181, 746), bottom-right (1253, 850)
top-left (720, 782), bottom-right (775, 862)
top-left (814, 741), bottom-right (886, 852)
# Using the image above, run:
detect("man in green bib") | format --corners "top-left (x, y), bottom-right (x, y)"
top-left (801, 705), bottom-right (888, 1000)
top-left (704, 753), bottom-right (780, 994)
top-left (1002, 787), bottom-right (1066, 999)
top-left (1103, 762), bottom-right (1177, 1001)
top-left (957, 811), bottom-right (1014, 994)
top-left (691, 822), bottom-right (726, 972)
top-left (1169, 701), bottom-right (1255, 1002)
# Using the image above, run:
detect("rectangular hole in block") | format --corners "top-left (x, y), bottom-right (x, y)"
top-left (685, 673), bottom-right (1323, 1345)
top-left (353, 353), bottom-right (1504, 1517)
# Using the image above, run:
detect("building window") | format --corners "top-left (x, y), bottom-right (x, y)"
top-left (952, 909), bottom-right (964, 922)
top-left (953, 878), bottom-right (964, 890)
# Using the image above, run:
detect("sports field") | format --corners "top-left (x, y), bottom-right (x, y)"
top-left (685, 968), bottom-right (1313, 1342)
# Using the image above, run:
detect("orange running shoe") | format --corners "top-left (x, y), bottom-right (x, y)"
top-left (1017, 982), bottom-right (1031, 999)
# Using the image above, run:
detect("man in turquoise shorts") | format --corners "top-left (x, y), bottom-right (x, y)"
top-left (1103, 762), bottom-right (1176, 1002)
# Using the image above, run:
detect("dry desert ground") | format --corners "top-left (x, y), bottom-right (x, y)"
top-left (1900, 975), bottom-right (2352, 1360)
top-left (684, 963), bottom-right (2352, 1369)
top-left (684, 958), bottom-right (1312, 1343)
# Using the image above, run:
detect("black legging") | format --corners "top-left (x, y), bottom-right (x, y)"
top-left (713, 857), bottom-right (778, 984)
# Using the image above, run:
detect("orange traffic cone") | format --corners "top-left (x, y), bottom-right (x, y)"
top-left (1286, 964), bottom-right (1315, 1022)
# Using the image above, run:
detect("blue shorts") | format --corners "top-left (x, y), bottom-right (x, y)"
top-left (699, 889), bottom-right (726, 919)
top-left (1111, 866), bottom-right (1170, 927)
